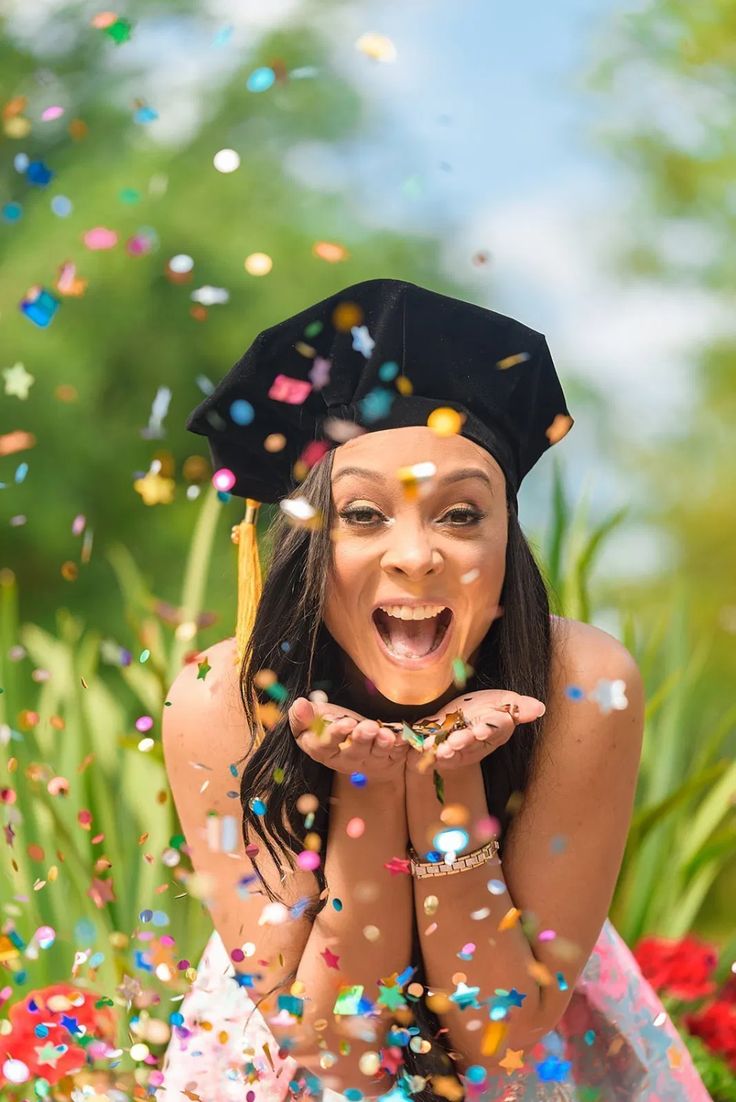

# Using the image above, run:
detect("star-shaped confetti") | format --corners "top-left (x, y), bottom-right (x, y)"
top-left (449, 981), bottom-right (482, 1010)
top-left (197, 657), bottom-right (211, 680)
top-left (60, 1013), bottom-right (82, 1035)
top-left (34, 1041), bottom-right (66, 1067)
top-left (588, 677), bottom-right (628, 716)
top-left (535, 1053), bottom-right (572, 1082)
top-left (133, 470), bottom-right (175, 505)
top-left (308, 355), bottom-right (332, 389)
top-left (384, 856), bottom-right (411, 876)
top-left (321, 946), bottom-right (340, 969)
top-left (88, 876), bottom-right (116, 907)
top-left (351, 324), bottom-right (375, 357)
top-left (376, 983), bottom-right (407, 1011)
top-left (497, 1047), bottom-right (525, 1073)
top-left (3, 362), bottom-right (35, 399)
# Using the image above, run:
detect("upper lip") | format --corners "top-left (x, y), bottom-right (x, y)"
top-left (372, 599), bottom-right (453, 613)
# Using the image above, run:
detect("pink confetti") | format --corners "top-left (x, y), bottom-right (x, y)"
top-left (83, 226), bottom-right (118, 250)
top-left (538, 929), bottom-right (557, 942)
top-left (297, 850), bottom-right (321, 871)
top-left (213, 467), bottom-right (236, 492)
top-left (268, 373), bottom-right (312, 405)
top-left (135, 715), bottom-right (154, 733)
top-left (41, 106), bottom-right (65, 121)
top-left (346, 817), bottom-right (365, 839)
top-left (72, 514), bottom-right (86, 536)
top-left (91, 12), bottom-right (117, 29)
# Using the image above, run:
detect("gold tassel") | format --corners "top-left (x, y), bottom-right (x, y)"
top-left (231, 497), bottom-right (266, 750)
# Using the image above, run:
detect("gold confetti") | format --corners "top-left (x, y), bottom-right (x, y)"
top-left (547, 412), bottom-right (574, 444)
top-left (481, 1019), bottom-right (507, 1057)
top-left (496, 351), bottom-right (531, 371)
top-left (498, 906), bottom-right (522, 931)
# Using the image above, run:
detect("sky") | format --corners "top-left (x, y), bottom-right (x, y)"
top-left (5, 0), bottom-right (730, 611)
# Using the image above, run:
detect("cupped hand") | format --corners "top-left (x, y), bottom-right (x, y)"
top-left (288, 697), bottom-right (409, 782)
top-left (404, 688), bottom-right (546, 776)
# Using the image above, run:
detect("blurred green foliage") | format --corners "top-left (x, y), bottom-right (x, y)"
top-left (1, 1), bottom-right (734, 1090)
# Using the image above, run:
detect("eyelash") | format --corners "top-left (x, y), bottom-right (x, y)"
top-left (338, 506), bottom-right (486, 528)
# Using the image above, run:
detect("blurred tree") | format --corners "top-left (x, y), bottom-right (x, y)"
top-left (583, 0), bottom-right (736, 935)
top-left (0, 1), bottom-right (462, 643)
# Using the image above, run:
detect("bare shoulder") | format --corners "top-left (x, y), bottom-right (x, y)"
top-left (163, 635), bottom-right (248, 763)
top-left (549, 614), bottom-right (641, 687)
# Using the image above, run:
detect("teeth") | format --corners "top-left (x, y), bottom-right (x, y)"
top-left (377, 604), bottom-right (447, 620)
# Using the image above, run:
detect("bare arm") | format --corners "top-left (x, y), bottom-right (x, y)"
top-left (406, 625), bottom-right (645, 1074)
top-left (291, 770), bottom-right (413, 1097)
top-left (406, 765), bottom-right (546, 1072)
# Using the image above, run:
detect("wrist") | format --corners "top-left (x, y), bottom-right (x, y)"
top-left (334, 770), bottom-right (405, 798)
top-left (406, 763), bottom-right (490, 849)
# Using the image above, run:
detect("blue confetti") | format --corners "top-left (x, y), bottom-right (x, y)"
top-left (51, 195), bottom-right (72, 217)
top-left (230, 399), bottom-right (254, 425)
top-left (2, 201), bottom-right (22, 222)
top-left (378, 360), bottom-right (399, 381)
top-left (134, 106), bottom-right (159, 124)
top-left (27, 160), bottom-right (54, 186)
top-left (247, 66), bottom-right (276, 92)
top-left (20, 286), bottom-right (60, 328)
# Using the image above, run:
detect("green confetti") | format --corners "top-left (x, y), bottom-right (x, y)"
top-left (433, 769), bottom-right (445, 805)
top-left (333, 985), bottom-right (363, 1015)
top-left (451, 656), bottom-right (469, 688)
top-left (400, 722), bottom-right (425, 751)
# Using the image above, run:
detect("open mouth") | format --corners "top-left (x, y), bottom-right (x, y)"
top-left (371, 606), bottom-right (453, 661)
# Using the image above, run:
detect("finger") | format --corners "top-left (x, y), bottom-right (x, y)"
top-left (374, 725), bottom-right (405, 755)
top-left (494, 696), bottom-right (545, 722)
top-left (289, 696), bottom-right (314, 739)
top-left (349, 719), bottom-right (381, 743)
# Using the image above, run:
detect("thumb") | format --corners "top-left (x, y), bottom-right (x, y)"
top-left (289, 696), bottom-right (314, 737)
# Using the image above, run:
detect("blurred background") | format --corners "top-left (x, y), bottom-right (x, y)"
top-left (1, 0), bottom-right (735, 1096)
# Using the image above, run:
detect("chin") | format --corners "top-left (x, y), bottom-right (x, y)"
top-left (370, 671), bottom-right (453, 708)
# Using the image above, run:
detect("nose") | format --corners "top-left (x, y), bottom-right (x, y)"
top-left (380, 521), bottom-right (444, 579)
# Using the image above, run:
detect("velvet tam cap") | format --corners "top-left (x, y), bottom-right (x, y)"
top-left (185, 277), bottom-right (575, 509)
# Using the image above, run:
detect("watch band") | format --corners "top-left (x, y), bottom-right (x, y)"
top-left (408, 837), bottom-right (500, 878)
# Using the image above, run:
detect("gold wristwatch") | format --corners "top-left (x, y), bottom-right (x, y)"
top-left (407, 838), bottom-right (500, 878)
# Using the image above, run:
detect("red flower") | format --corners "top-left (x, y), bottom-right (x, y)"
top-left (684, 999), bottom-right (736, 1071)
top-left (632, 933), bottom-right (719, 1000)
top-left (0, 983), bottom-right (117, 1088)
top-left (717, 972), bottom-right (736, 1006)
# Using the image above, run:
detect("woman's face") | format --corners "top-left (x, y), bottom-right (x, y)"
top-left (322, 425), bottom-right (508, 712)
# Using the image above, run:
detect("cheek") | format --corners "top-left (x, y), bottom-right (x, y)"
top-left (323, 548), bottom-right (360, 624)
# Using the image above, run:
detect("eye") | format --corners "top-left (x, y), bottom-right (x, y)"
top-left (339, 507), bottom-right (383, 526)
top-left (338, 506), bottom-right (485, 527)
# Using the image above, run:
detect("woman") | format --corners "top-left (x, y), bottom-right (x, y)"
top-left (157, 280), bottom-right (711, 1102)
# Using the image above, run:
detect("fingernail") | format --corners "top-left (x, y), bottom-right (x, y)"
top-left (536, 704), bottom-right (546, 717)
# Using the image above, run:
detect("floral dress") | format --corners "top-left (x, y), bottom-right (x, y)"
top-left (154, 917), bottom-right (712, 1101)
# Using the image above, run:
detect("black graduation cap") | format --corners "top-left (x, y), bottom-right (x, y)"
top-left (186, 277), bottom-right (574, 504)
top-left (185, 278), bottom-right (574, 665)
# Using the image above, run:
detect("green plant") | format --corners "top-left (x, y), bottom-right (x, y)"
top-left (0, 484), bottom-right (225, 1055)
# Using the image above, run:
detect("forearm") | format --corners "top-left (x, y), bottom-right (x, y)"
top-left (293, 772), bottom-right (413, 1095)
top-left (407, 765), bottom-right (546, 1073)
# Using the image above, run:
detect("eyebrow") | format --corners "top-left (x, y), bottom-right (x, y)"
top-left (333, 465), bottom-right (494, 493)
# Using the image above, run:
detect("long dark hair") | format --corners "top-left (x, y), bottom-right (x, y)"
top-left (236, 445), bottom-right (553, 1100)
